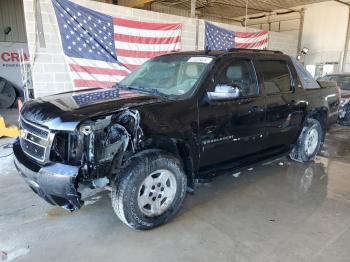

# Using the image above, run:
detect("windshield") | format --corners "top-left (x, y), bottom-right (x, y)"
top-left (118, 55), bottom-right (213, 97)
top-left (319, 75), bottom-right (350, 90)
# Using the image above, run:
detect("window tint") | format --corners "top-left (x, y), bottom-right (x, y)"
top-left (291, 57), bottom-right (319, 89)
top-left (214, 59), bottom-right (259, 97)
top-left (259, 60), bottom-right (292, 94)
top-left (293, 59), bottom-right (314, 83)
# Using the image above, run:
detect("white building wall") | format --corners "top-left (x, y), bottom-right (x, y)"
top-left (23, 0), bottom-right (298, 98)
top-left (301, 1), bottom-right (349, 67)
top-left (241, 1), bottom-right (350, 72)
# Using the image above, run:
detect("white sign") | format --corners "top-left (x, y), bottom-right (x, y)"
top-left (187, 57), bottom-right (213, 64)
top-left (0, 42), bottom-right (29, 89)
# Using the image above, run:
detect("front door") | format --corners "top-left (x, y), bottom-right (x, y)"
top-left (198, 57), bottom-right (266, 168)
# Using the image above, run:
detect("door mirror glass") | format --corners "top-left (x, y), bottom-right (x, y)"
top-left (207, 84), bottom-right (240, 101)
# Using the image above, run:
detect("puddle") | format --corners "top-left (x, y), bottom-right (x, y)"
top-left (320, 126), bottom-right (350, 158)
top-left (46, 208), bottom-right (70, 218)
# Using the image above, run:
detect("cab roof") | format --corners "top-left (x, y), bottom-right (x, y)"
top-left (162, 49), bottom-right (286, 59)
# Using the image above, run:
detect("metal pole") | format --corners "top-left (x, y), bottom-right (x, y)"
top-left (297, 8), bottom-right (305, 54)
top-left (190, 0), bottom-right (196, 18)
top-left (34, 0), bottom-right (46, 48)
top-left (341, 6), bottom-right (350, 72)
top-left (244, 0), bottom-right (249, 30)
top-left (195, 19), bottom-right (199, 50)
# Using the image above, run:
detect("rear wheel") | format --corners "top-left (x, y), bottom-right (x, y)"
top-left (112, 150), bottom-right (187, 230)
top-left (290, 118), bottom-right (323, 162)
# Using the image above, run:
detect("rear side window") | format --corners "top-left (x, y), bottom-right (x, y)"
top-left (291, 57), bottom-right (319, 89)
top-left (293, 59), bottom-right (314, 83)
top-left (258, 60), bottom-right (292, 94)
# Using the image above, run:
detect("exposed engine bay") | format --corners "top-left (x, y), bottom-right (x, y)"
top-left (50, 109), bottom-right (143, 183)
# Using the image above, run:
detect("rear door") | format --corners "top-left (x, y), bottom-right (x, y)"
top-left (198, 56), bottom-right (266, 168)
top-left (256, 58), bottom-right (303, 151)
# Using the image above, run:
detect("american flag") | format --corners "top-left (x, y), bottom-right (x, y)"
top-left (205, 22), bottom-right (268, 51)
top-left (52, 0), bottom-right (181, 89)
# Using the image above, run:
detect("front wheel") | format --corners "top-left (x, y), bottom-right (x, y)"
top-left (290, 118), bottom-right (323, 162)
top-left (112, 150), bottom-right (187, 230)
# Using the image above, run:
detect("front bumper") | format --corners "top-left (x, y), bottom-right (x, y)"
top-left (13, 139), bottom-right (83, 211)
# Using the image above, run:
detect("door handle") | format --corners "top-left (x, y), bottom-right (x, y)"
top-left (249, 106), bottom-right (264, 113)
top-left (288, 100), bottom-right (296, 106)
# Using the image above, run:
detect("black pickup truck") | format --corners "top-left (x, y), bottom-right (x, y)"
top-left (14, 50), bottom-right (339, 230)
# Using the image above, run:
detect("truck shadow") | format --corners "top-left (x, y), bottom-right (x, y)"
top-left (181, 158), bottom-right (329, 220)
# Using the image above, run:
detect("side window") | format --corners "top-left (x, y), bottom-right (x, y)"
top-left (258, 60), bottom-right (292, 94)
top-left (293, 58), bottom-right (314, 83)
top-left (214, 59), bottom-right (259, 98)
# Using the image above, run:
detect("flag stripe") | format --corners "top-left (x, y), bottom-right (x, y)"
top-left (69, 64), bottom-right (129, 76)
top-left (235, 31), bottom-right (268, 38)
top-left (114, 25), bottom-right (181, 39)
top-left (66, 57), bottom-right (129, 72)
top-left (115, 41), bottom-right (181, 52)
top-left (117, 56), bottom-right (149, 68)
top-left (66, 56), bottom-right (128, 88)
top-left (115, 48), bottom-right (180, 58)
top-left (113, 18), bottom-right (181, 31)
top-left (71, 71), bottom-right (125, 82)
top-left (235, 34), bottom-right (269, 44)
top-left (119, 63), bottom-right (140, 71)
top-left (235, 39), bottom-right (269, 49)
top-left (74, 79), bottom-right (118, 88)
top-left (114, 33), bottom-right (181, 45)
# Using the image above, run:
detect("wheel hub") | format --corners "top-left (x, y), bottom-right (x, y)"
top-left (304, 127), bottom-right (319, 156)
top-left (137, 169), bottom-right (177, 217)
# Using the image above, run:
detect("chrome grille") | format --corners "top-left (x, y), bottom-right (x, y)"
top-left (20, 117), bottom-right (49, 139)
top-left (19, 118), bottom-right (51, 162)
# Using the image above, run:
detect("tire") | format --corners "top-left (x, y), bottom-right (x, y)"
top-left (112, 150), bottom-right (187, 230)
top-left (289, 118), bottom-right (323, 162)
top-left (0, 78), bottom-right (16, 109)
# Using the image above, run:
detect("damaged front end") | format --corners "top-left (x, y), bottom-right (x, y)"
top-left (13, 145), bottom-right (83, 211)
top-left (14, 109), bottom-right (142, 211)
top-left (74, 109), bottom-right (142, 183)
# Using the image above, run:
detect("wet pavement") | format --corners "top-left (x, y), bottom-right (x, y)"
top-left (0, 124), bottom-right (350, 262)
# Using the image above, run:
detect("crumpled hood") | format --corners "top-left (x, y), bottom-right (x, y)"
top-left (21, 88), bottom-right (163, 131)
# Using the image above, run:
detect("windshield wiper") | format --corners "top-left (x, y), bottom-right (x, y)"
top-left (113, 83), bottom-right (128, 90)
top-left (127, 85), bottom-right (167, 98)
top-left (114, 83), bottom-right (167, 98)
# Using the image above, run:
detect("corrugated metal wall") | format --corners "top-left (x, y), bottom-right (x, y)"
top-left (0, 0), bottom-right (27, 42)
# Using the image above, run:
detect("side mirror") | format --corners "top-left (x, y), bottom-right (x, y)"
top-left (207, 84), bottom-right (240, 101)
